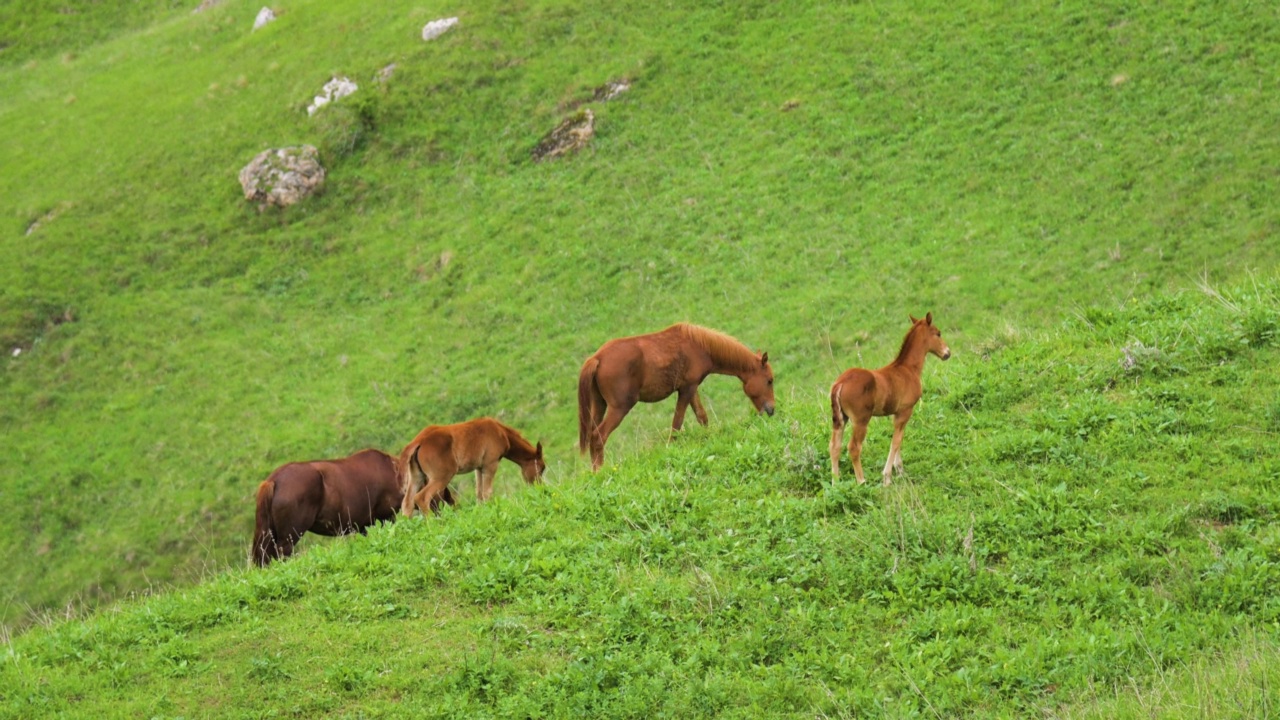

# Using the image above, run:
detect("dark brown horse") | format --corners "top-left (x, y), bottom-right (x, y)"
top-left (578, 323), bottom-right (775, 470)
top-left (399, 417), bottom-right (545, 518)
top-left (829, 313), bottom-right (951, 485)
top-left (252, 448), bottom-right (452, 566)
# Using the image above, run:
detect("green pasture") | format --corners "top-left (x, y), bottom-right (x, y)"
top-left (1, 0), bottom-right (1278, 715)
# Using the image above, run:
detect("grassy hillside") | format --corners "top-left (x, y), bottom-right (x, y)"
top-left (1, 0), bottom-right (1278, 637)
top-left (1, 280), bottom-right (1277, 716)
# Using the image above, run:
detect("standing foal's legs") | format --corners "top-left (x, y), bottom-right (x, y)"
top-left (848, 418), bottom-right (870, 485)
top-left (882, 408), bottom-right (914, 486)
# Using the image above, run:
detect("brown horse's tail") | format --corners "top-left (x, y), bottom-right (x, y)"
top-left (578, 356), bottom-right (602, 453)
top-left (252, 479), bottom-right (276, 567)
top-left (830, 382), bottom-right (845, 429)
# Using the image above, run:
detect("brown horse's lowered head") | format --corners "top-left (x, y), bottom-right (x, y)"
top-left (742, 352), bottom-right (776, 416)
top-left (909, 312), bottom-right (951, 361)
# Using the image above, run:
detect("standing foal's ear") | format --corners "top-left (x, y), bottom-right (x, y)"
top-left (909, 314), bottom-right (919, 324)
top-left (760, 351), bottom-right (769, 366)
top-left (925, 312), bottom-right (933, 325)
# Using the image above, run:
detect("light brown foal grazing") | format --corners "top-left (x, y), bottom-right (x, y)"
top-left (829, 313), bottom-right (951, 485)
top-left (578, 323), bottom-right (776, 471)
top-left (399, 417), bottom-right (545, 518)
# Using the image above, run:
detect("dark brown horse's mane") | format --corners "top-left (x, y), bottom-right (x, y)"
top-left (676, 323), bottom-right (761, 373)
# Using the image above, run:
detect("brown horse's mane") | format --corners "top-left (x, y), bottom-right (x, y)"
top-left (677, 323), bottom-right (761, 373)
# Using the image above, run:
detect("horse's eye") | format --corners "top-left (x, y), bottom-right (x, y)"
top-left (767, 379), bottom-right (774, 386)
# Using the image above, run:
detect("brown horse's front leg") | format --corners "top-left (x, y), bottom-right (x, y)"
top-left (670, 386), bottom-right (697, 435)
top-left (691, 390), bottom-right (709, 426)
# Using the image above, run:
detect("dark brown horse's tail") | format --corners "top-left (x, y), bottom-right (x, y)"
top-left (577, 356), bottom-right (601, 453)
top-left (830, 382), bottom-right (845, 429)
top-left (252, 479), bottom-right (276, 567)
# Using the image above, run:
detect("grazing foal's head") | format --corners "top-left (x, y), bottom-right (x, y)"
top-left (741, 352), bottom-right (776, 416)
top-left (909, 312), bottom-right (951, 361)
top-left (520, 442), bottom-right (546, 484)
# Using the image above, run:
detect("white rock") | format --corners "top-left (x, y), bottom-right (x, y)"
top-left (11, 348), bottom-right (20, 357)
top-left (253, 7), bottom-right (275, 30)
top-left (306, 76), bottom-right (358, 116)
top-left (422, 17), bottom-right (458, 41)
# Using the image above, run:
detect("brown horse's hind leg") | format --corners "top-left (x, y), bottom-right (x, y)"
top-left (591, 403), bottom-right (634, 471)
top-left (848, 418), bottom-right (870, 485)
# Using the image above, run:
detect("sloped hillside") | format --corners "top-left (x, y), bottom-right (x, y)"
top-left (2, 0), bottom-right (1278, 635)
top-left (1, 280), bottom-right (1277, 717)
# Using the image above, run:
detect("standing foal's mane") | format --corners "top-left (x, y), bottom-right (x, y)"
top-left (677, 323), bottom-right (760, 372)
top-left (891, 322), bottom-right (927, 366)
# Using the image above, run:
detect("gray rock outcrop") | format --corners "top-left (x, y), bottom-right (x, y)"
top-left (238, 146), bottom-right (325, 208)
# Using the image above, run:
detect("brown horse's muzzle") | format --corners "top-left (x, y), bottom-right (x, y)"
top-left (763, 402), bottom-right (776, 417)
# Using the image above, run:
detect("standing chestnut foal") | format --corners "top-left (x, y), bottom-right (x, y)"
top-left (399, 417), bottom-right (545, 518)
top-left (578, 323), bottom-right (776, 471)
top-left (829, 313), bottom-right (951, 484)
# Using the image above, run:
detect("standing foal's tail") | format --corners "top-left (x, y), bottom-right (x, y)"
top-left (252, 479), bottom-right (276, 567)
top-left (577, 356), bottom-right (601, 454)
top-left (829, 382), bottom-right (846, 479)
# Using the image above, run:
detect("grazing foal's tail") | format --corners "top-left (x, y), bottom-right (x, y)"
top-left (399, 444), bottom-right (423, 517)
top-left (252, 479), bottom-right (276, 567)
top-left (577, 356), bottom-right (601, 453)
top-left (830, 382), bottom-right (845, 429)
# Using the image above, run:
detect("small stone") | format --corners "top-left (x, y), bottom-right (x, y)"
top-left (531, 108), bottom-right (595, 161)
top-left (592, 80), bottom-right (631, 101)
top-left (376, 63), bottom-right (397, 83)
top-left (307, 76), bottom-right (357, 116)
top-left (253, 7), bottom-right (275, 30)
top-left (422, 17), bottom-right (458, 41)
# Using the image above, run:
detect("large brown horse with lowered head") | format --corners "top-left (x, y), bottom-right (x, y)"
top-left (252, 448), bottom-right (452, 566)
top-left (578, 323), bottom-right (776, 471)
top-left (830, 313), bottom-right (951, 485)
top-left (400, 417), bottom-right (545, 518)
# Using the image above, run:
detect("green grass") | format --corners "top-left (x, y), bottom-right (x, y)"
top-left (1, 0), bottom-right (1280, 714)
top-left (2, 281), bottom-right (1278, 716)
